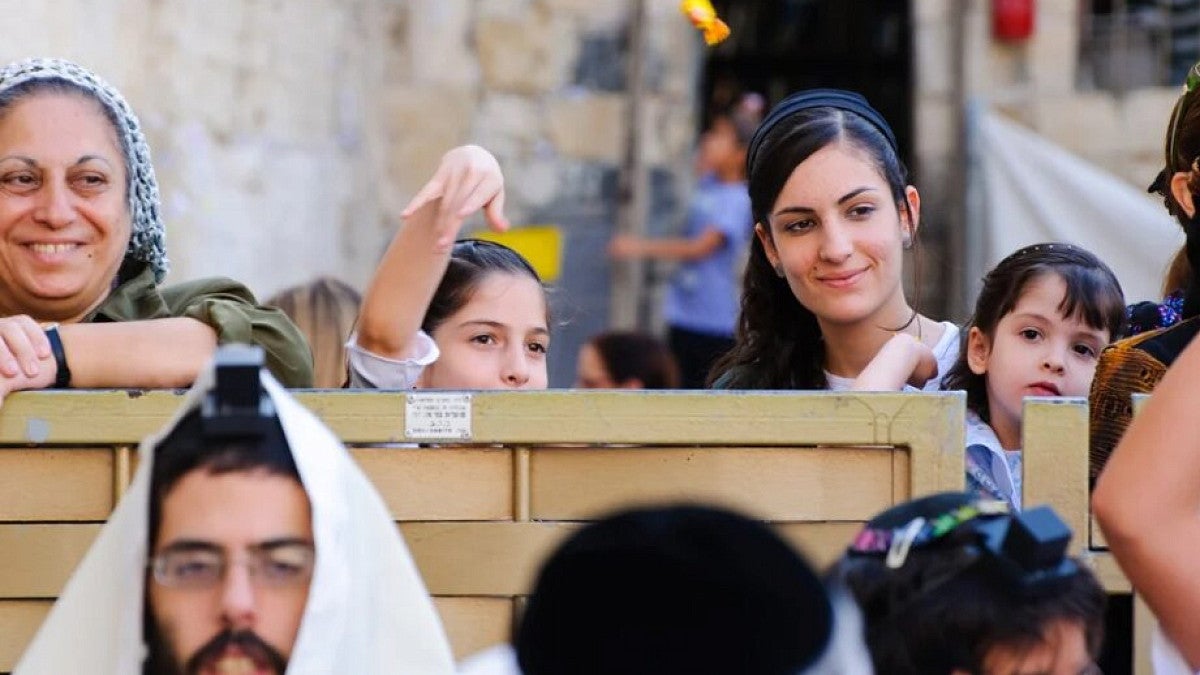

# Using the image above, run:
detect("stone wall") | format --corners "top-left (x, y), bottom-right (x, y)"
top-left (913, 0), bottom-right (1179, 317)
top-left (4, 1), bottom-right (380, 294)
top-left (1, 0), bottom-right (700, 384)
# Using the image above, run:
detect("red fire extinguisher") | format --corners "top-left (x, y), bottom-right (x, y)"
top-left (993, 0), bottom-right (1035, 42)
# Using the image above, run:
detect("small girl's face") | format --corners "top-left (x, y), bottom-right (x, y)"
top-left (421, 272), bottom-right (549, 390)
top-left (967, 273), bottom-right (1110, 448)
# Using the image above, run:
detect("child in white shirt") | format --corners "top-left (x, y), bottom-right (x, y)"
top-left (941, 243), bottom-right (1124, 509)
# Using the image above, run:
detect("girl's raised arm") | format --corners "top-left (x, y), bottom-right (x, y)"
top-left (355, 145), bottom-right (508, 360)
top-left (1093, 336), bottom-right (1200, 667)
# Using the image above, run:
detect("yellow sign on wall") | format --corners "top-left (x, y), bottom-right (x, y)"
top-left (471, 225), bottom-right (564, 282)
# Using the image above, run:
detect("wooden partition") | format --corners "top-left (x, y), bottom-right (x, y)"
top-left (0, 389), bottom-right (965, 670)
top-left (1022, 397), bottom-right (1148, 675)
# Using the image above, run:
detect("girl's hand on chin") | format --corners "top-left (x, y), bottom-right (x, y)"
top-left (905, 336), bottom-right (939, 389)
top-left (852, 333), bottom-right (937, 391)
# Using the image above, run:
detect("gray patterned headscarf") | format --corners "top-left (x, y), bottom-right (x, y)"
top-left (0, 58), bottom-right (168, 282)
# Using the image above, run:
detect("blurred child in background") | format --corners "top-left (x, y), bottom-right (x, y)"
top-left (575, 331), bottom-right (680, 389)
top-left (267, 277), bottom-right (361, 388)
top-left (609, 96), bottom-right (760, 388)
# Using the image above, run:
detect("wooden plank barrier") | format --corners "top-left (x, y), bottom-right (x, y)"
top-left (1128, 394), bottom-right (1154, 675)
top-left (0, 389), bottom-right (965, 670)
top-left (1022, 397), bottom-right (1149, 675)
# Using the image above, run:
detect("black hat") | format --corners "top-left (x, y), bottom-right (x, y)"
top-left (516, 505), bottom-right (834, 675)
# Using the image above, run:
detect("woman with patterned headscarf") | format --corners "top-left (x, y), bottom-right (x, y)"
top-left (0, 58), bottom-right (313, 392)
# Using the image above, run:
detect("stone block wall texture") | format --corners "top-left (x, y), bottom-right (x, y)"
top-left (4, 0), bottom-right (1185, 379)
top-left (912, 0), bottom-right (1181, 318)
top-left (0, 0), bottom-right (699, 385)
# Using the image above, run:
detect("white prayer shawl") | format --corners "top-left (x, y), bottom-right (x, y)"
top-left (15, 368), bottom-right (456, 674)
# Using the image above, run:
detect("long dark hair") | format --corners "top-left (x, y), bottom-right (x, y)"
top-left (942, 243), bottom-right (1125, 423)
top-left (709, 99), bottom-right (915, 389)
top-left (423, 239), bottom-right (546, 334)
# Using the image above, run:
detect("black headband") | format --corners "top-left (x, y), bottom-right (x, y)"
top-left (746, 88), bottom-right (899, 176)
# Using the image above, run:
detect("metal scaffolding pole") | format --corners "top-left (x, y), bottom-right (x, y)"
top-left (609, 0), bottom-right (650, 330)
top-left (948, 0), bottom-right (970, 320)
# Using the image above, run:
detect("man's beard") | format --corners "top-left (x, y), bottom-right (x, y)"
top-left (144, 624), bottom-right (288, 675)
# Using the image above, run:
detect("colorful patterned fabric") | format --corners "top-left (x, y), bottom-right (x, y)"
top-left (1125, 291), bottom-right (1185, 337)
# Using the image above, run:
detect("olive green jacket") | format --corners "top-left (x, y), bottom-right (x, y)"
top-left (88, 263), bottom-right (314, 387)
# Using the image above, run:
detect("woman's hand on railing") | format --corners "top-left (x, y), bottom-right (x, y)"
top-left (0, 315), bottom-right (51, 379)
top-left (0, 314), bottom-right (56, 401)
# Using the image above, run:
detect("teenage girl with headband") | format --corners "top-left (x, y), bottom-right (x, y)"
top-left (712, 89), bottom-right (958, 390)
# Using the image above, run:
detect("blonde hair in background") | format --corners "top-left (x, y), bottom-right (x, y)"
top-left (266, 277), bottom-right (362, 388)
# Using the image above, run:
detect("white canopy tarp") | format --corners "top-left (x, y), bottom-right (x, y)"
top-left (977, 110), bottom-right (1183, 305)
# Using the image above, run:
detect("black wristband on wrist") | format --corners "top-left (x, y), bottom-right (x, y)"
top-left (44, 324), bottom-right (71, 389)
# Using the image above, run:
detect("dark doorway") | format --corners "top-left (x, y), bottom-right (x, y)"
top-left (702, 0), bottom-right (913, 163)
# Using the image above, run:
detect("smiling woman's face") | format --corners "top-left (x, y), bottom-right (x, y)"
top-left (0, 91), bottom-right (130, 321)
top-left (755, 141), bottom-right (918, 329)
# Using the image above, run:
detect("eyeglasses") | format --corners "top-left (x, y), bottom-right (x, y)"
top-left (149, 542), bottom-right (315, 590)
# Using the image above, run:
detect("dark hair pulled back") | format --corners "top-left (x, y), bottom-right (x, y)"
top-left (710, 92), bottom-right (914, 389)
top-left (423, 239), bottom-right (545, 334)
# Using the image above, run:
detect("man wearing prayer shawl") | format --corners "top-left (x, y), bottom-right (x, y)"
top-left (15, 346), bottom-right (456, 674)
